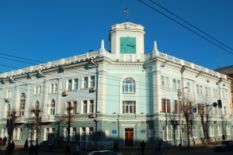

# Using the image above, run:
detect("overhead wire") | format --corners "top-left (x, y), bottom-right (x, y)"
top-left (138, 0), bottom-right (233, 56)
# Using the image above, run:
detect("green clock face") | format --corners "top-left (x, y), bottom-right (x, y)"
top-left (120, 37), bottom-right (136, 54)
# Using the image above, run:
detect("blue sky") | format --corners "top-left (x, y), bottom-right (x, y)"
top-left (0, 0), bottom-right (232, 72)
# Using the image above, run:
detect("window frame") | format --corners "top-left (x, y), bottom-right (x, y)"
top-left (122, 77), bottom-right (136, 94)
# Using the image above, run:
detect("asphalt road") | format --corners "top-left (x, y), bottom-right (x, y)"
top-left (2, 145), bottom-right (233, 155)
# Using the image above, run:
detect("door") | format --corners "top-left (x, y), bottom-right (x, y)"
top-left (125, 128), bottom-right (134, 146)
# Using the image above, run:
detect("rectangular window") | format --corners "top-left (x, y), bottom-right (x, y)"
top-left (161, 76), bottom-right (165, 88)
top-left (161, 99), bottom-right (166, 113)
top-left (73, 101), bottom-right (77, 114)
top-left (89, 100), bottom-right (94, 113)
top-left (165, 77), bottom-right (169, 88)
top-left (89, 127), bottom-right (94, 141)
top-left (123, 101), bottom-right (136, 114)
top-left (174, 100), bottom-right (178, 113)
top-left (187, 82), bottom-right (190, 92)
top-left (63, 128), bottom-right (67, 141)
top-left (205, 87), bottom-right (208, 96)
top-left (90, 76), bottom-right (95, 88)
top-left (74, 79), bottom-right (79, 90)
top-left (34, 86), bottom-right (41, 95)
top-left (161, 98), bottom-right (170, 113)
top-left (173, 79), bottom-right (176, 89)
top-left (200, 86), bottom-right (203, 95)
top-left (54, 84), bottom-right (58, 93)
top-left (71, 127), bottom-right (76, 141)
top-left (81, 127), bottom-right (86, 142)
top-left (196, 85), bottom-right (199, 95)
top-left (68, 79), bottom-right (72, 91)
top-left (66, 102), bottom-right (72, 114)
top-left (177, 80), bottom-right (181, 89)
top-left (167, 99), bottom-right (171, 113)
top-left (84, 77), bottom-right (88, 88)
top-left (83, 101), bottom-right (87, 114)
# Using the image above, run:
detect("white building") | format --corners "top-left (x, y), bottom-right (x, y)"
top-left (0, 22), bottom-right (232, 148)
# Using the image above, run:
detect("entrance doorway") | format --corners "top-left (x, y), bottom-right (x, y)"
top-left (125, 128), bottom-right (134, 146)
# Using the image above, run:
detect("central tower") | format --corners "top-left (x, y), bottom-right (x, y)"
top-left (110, 22), bottom-right (145, 61)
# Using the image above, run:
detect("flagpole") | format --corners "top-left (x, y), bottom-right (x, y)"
top-left (123, 8), bottom-right (129, 21)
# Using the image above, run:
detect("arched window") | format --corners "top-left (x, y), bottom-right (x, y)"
top-left (50, 99), bottom-right (56, 115)
top-left (20, 93), bottom-right (26, 116)
top-left (123, 78), bottom-right (136, 93)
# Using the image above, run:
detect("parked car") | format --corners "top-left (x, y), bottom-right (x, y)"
top-left (88, 150), bottom-right (117, 155)
top-left (213, 141), bottom-right (233, 152)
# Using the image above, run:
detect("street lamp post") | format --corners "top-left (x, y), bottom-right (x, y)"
top-left (177, 90), bottom-right (182, 146)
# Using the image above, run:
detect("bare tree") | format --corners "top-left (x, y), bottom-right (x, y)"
top-left (63, 102), bottom-right (74, 143)
top-left (182, 98), bottom-right (194, 147)
top-left (31, 102), bottom-right (42, 145)
top-left (6, 110), bottom-right (17, 144)
top-left (198, 103), bottom-right (210, 144)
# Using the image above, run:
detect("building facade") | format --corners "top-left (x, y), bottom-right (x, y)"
top-left (0, 22), bottom-right (232, 148)
top-left (217, 66), bottom-right (233, 114)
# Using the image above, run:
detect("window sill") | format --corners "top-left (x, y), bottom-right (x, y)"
top-left (122, 92), bottom-right (136, 94)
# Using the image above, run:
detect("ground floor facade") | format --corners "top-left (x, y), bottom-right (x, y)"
top-left (0, 114), bottom-right (232, 149)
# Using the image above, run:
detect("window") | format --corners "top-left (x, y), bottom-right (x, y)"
top-left (84, 77), bottom-right (89, 88)
top-left (186, 82), bottom-right (190, 92)
top-left (173, 79), bottom-right (176, 89)
top-left (20, 93), bottom-right (26, 116)
top-left (6, 89), bottom-right (12, 98)
top-left (177, 80), bottom-right (181, 89)
top-left (174, 100), bottom-right (178, 113)
top-left (161, 98), bottom-right (170, 113)
top-left (83, 101), bottom-right (87, 114)
top-left (32, 101), bottom-right (40, 116)
top-left (90, 76), bottom-right (95, 88)
top-left (123, 78), bottom-right (136, 93)
top-left (53, 83), bottom-right (58, 93)
top-left (89, 100), bottom-right (94, 113)
top-left (89, 127), bottom-right (94, 141)
top-left (50, 99), bottom-right (56, 115)
top-left (71, 127), bottom-right (76, 141)
top-left (68, 79), bottom-right (72, 91)
top-left (66, 102), bottom-right (72, 114)
top-left (161, 76), bottom-right (169, 88)
top-left (205, 87), bottom-right (208, 96)
top-left (196, 85), bottom-right (199, 95)
top-left (74, 79), bottom-right (79, 90)
top-left (13, 128), bottom-right (22, 140)
top-left (73, 101), bottom-right (77, 114)
top-left (161, 76), bottom-right (165, 88)
top-left (37, 86), bottom-right (41, 95)
top-left (49, 83), bottom-right (57, 93)
top-left (123, 101), bottom-right (136, 114)
top-left (200, 86), bottom-right (203, 95)
top-left (81, 127), bottom-right (86, 142)
top-left (165, 77), bottom-right (169, 88)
